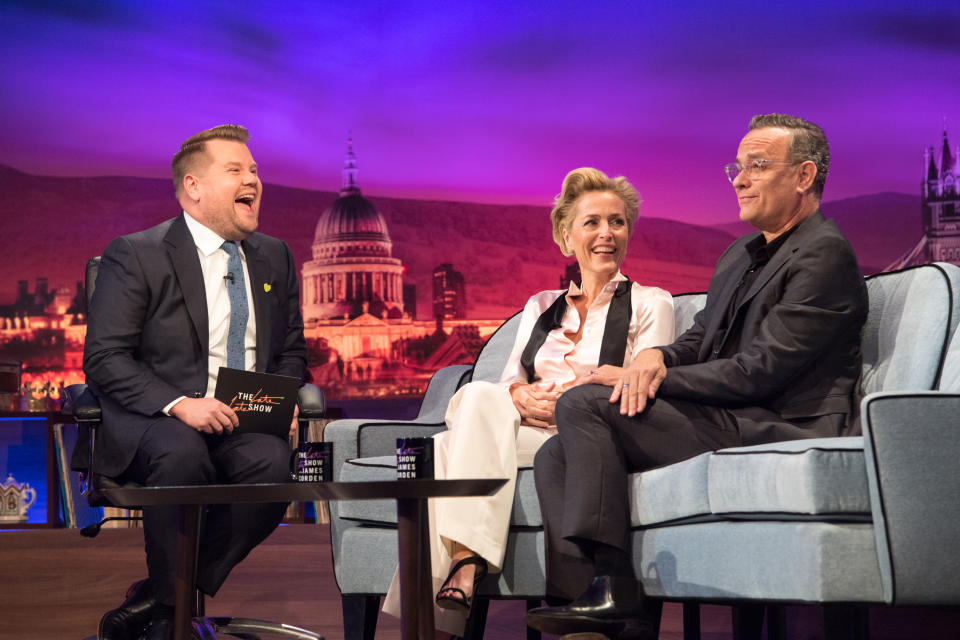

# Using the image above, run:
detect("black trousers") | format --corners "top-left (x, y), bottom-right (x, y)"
top-left (535, 384), bottom-right (749, 600)
top-left (124, 417), bottom-right (292, 605)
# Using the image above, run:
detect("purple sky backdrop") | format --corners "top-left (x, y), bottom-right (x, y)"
top-left (2, 0), bottom-right (959, 225)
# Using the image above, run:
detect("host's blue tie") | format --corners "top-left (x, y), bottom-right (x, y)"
top-left (221, 241), bottom-right (249, 371)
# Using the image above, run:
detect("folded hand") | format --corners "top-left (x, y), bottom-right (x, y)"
top-left (510, 381), bottom-right (560, 428)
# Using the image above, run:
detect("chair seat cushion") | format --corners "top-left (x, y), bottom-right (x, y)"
top-left (338, 456), bottom-right (543, 527)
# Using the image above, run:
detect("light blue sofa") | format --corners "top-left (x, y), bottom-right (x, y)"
top-left (324, 262), bottom-right (960, 639)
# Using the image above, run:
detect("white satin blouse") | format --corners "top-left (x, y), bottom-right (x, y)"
top-left (498, 272), bottom-right (675, 390)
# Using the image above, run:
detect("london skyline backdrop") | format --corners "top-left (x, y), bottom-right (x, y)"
top-left (2, 0), bottom-right (959, 228)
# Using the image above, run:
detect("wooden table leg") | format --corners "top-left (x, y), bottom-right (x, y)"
top-left (397, 496), bottom-right (434, 640)
top-left (174, 504), bottom-right (203, 640)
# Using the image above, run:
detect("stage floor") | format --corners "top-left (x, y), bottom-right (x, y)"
top-left (3, 523), bottom-right (956, 639)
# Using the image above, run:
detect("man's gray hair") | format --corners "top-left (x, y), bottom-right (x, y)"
top-left (749, 113), bottom-right (829, 200)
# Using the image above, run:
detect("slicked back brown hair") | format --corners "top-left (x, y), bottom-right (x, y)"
top-left (172, 124), bottom-right (250, 198)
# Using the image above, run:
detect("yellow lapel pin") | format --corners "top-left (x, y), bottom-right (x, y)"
top-left (263, 283), bottom-right (272, 293)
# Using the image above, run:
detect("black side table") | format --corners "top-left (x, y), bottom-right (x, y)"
top-left (102, 478), bottom-right (506, 640)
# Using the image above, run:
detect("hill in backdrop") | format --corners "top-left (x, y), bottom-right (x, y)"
top-left (712, 192), bottom-right (923, 275)
top-left (0, 165), bottom-right (924, 316)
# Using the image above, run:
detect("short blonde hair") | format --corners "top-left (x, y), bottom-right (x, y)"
top-left (172, 124), bottom-right (250, 198)
top-left (550, 168), bottom-right (640, 256)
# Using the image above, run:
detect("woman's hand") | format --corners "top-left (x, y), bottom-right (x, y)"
top-left (573, 364), bottom-right (624, 388)
top-left (510, 381), bottom-right (561, 428)
top-left (574, 349), bottom-right (667, 417)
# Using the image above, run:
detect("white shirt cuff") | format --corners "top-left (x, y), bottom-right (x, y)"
top-left (163, 396), bottom-right (187, 416)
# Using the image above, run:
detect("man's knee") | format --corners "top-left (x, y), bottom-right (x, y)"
top-left (534, 435), bottom-right (563, 470)
top-left (556, 384), bottom-right (610, 427)
top-left (224, 433), bottom-right (292, 483)
top-left (144, 437), bottom-right (215, 485)
top-left (533, 435), bottom-right (564, 498)
top-left (259, 436), bottom-right (294, 482)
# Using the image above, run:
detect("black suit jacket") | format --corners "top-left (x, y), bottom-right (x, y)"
top-left (658, 211), bottom-right (868, 444)
top-left (83, 214), bottom-right (307, 476)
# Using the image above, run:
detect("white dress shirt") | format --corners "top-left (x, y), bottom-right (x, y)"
top-left (162, 212), bottom-right (257, 413)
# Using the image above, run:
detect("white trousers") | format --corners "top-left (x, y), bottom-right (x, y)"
top-left (382, 381), bottom-right (557, 635)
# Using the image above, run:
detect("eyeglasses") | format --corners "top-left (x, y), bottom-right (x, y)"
top-left (724, 159), bottom-right (796, 183)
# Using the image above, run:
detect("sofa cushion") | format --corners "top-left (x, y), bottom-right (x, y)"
top-left (629, 452), bottom-right (712, 527)
top-left (631, 438), bottom-right (870, 527)
top-left (706, 437), bottom-right (870, 517)
top-left (338, 456), bottom-right (543, 527)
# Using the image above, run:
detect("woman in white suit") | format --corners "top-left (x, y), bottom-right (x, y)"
top-left (383, 167), bottom-right (676, 636)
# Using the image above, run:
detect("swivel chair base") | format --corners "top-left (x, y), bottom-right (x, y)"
top-left (84, 616), bottom-right (322, 640)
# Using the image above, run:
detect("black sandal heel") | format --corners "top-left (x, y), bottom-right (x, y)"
top-left (435, 555), bottom-right (489, 612)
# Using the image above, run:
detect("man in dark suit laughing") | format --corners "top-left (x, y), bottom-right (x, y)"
top-left (528, 114), bottom-right (868, 639)
top-left (85, 125), bottom-right (306, 640)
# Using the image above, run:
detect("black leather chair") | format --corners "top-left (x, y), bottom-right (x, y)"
top-left (64, 256), bottom-right (326, 640)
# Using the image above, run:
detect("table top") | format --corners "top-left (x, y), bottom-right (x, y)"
top-left (100, 478), bottom-right (508, 506)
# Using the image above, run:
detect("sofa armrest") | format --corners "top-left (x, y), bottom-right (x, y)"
top-left (416, 364), bottom-right (472, 421)
top-left (324, 419), bottom-right (446, 481)
top-left (324, 414), bottom-right (446, 584)
top-left (861, 391), bottom-right (960, 605)
top-left (323, 364), bottom-right (470, 477)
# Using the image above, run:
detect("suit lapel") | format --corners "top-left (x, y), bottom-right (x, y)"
top-left (700, 248), bottom-right (753, 357)
top-left (164, 215), bottom-right (208, 355)
top-left (737, 211), bottom-right (826, 309)
top-left (243, 235), bottom-right (271, 372)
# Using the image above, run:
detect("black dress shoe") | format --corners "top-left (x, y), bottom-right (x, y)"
top-left (139, 618), bottom-right (173, 640)
top-left (525, 576), bottom-right (658, 639)
top-left (98, 579), bottom-right (157, 640)
top-left (138, 618), bottom-right (203, 640)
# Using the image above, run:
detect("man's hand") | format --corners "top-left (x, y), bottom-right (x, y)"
top-left (170, 397), bottom-right (239, 434)
top-left (289, 404), bottom-right (300, 438)
top-left (510, 381), bottom-right (560, 428)
top-left (611, 348), bottom-right (666, 416)
top-left (576, 349), bottom-right (667, 417)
